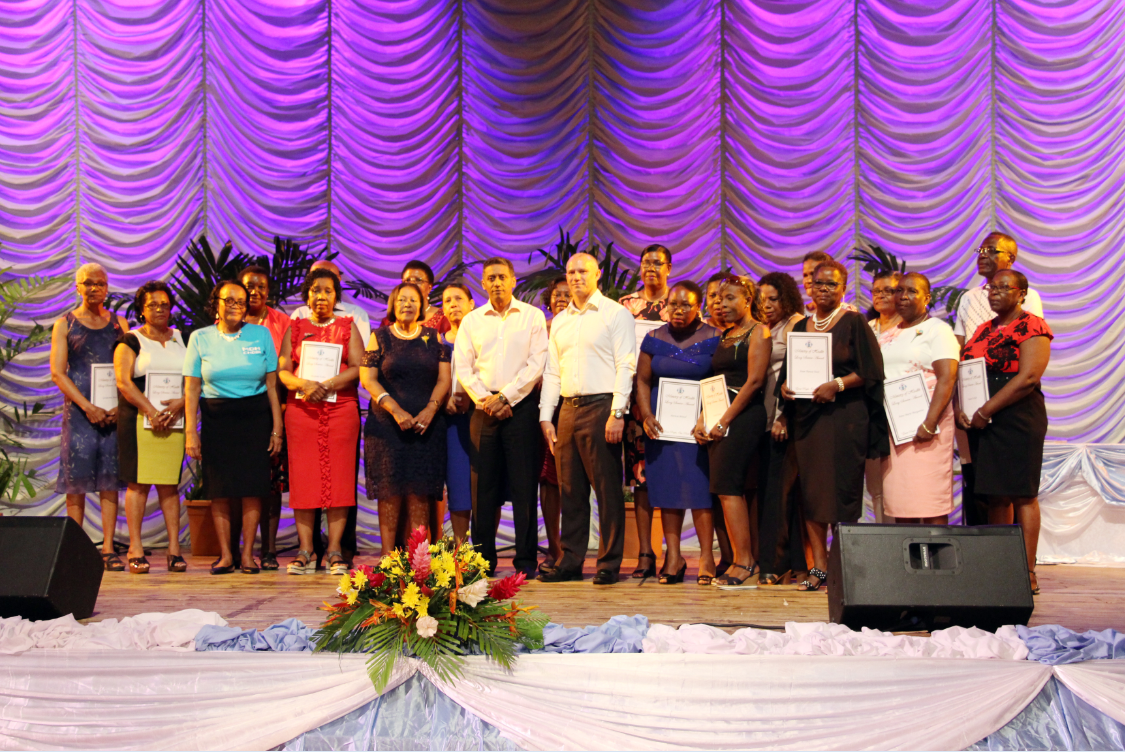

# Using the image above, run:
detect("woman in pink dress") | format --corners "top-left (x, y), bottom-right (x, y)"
top-left (277, 269), bottom-right (365, 576)
top-left (877, 273), bottom-right (960, 523)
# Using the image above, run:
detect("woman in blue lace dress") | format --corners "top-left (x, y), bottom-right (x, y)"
top-left (635, 282), bottom-right (722, 585)
top-left (50, 263), bottom-right (130, 571)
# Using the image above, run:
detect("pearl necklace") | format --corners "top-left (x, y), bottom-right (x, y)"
top-left (309, 317), bottom-right (336, 329)
top-left (392, 323), bottom-right (421, 340)
top-left (811, 305), bottom-right (843, 332)
top-left (216, 325), bottom-right (242, 342)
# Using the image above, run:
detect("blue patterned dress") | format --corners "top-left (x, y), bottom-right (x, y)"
top-left (55, 313), bottom-right (125, 494)
top-left (641, 323), bottom-right (721, 509)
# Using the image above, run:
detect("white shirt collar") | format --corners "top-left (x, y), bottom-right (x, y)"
top-left (567, 288), bottom-right (604, 313)
top-left (482, 298), bottom-right (524, 317)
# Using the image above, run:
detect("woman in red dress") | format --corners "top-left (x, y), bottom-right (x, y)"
top-left (278, 269), bottom-right (365, 576)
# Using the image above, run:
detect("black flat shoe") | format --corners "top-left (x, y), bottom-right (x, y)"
top-left (631, 552), bottom-right (657, 579)
top-left (658, 562), bottom-right (687, 585)
top-left (538, 567), bottom-right (583, 583)
top-left (241, 561), bottom-right (260, 574)
top-left (592, 569), bottom-right (619, 586)
top-left (210, 559), bottom-right (235, 575)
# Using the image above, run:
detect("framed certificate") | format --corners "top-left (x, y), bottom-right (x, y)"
top-left (883, 372), bottom-right (933, 446)
top-left (700, 375), bottom-right (729, 434)
top-left (786, 332), bottom-right (832, 399)
top-left (957, 357), bottom-right (989, 421)
top-left (654, 378), bottom-right (702, 444)
top-left (90, 364), bottom-right (117, 411)
top-left (634, 319), bottom-right (664, 354)
top-left (297, 341), bottom-right (344, 404)
top-left (144, 370), bottom-right (184, 430)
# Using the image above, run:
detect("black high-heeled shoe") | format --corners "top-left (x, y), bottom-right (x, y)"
top-left (210, 559), bottom-right (235, 575)
top-left (658, 562), bottom-right (687, 585)
top-left (631, 552), bottom-right (657, 579)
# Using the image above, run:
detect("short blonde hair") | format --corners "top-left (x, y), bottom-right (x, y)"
top-left (75, 262), bottom-right (107, 283)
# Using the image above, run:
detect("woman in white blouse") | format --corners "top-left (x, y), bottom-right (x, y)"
top-left (114, 282), bottom-right (188, 574)
top-left (876, 273), bottom-right (960, 524)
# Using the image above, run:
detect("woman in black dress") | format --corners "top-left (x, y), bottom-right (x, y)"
top-left (958, 269), bottom-right (1051, 595)
top-left (692, 277), bottom-right (772, 587)
top-left (360, 282), bottom-right (452, 554)
top-left (781, 261), bottom-right (888, 591)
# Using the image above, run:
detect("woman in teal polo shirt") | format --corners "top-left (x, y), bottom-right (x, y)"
top-left (184, 280), bottom-right (284, 575)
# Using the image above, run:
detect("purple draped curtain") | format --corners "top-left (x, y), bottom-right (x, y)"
top-left (1, 0), bottom-right (1122, 539)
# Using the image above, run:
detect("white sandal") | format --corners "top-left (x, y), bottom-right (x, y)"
top-left (327, 551), bottom-right (349, 576)
top-left (287, 551), bottom-right (315, 575)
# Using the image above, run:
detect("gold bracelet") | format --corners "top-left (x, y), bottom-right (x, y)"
top-left (834, 377), bottom-right (845, 392)
top-left (919, 423), bottom-right (935, 435)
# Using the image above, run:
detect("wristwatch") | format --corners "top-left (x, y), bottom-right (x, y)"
top-left (611, 408), bottom-right (625, 420)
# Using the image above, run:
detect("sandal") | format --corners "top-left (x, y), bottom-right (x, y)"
top-left (210, 559), bottom-right (235, 575)
top-left (658, 562), bottom-right (686, 585)
top-left (714, 563), bottom-right (756, 587)
top-left (716, 559), bottom-right (732, 578)
top-left (758, 570), bottom-right (790, 587)
top-left (288, 551), bottom-right (315, 575)
top-left (167, 554), bottom-right (187, 572)
top-left (101, 552), bottom-right (125, 572)
top-left (261, 552), bottom-right (279, 571)
top-left (327, 551), bottom-right (349, 576)
top-left (241, 560), bottom-right (260, 574)
top-left (798, 567), bottom-right (827, 591)
top-left (631, 552), bottom-right (657, 579)
top-left (1030, 571), bottom-right (1040, 596)
top-left (128, 556), bottom-right (150, 574)
top-left (697, 574), bottom-right (714, 586)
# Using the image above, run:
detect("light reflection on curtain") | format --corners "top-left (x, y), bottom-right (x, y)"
top-left (2, 0), bottom-right (1124, 538)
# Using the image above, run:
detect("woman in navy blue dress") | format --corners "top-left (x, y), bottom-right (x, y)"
top-left (441, 282), bottom-right (475, 543)
top-left (635, 282), bottom-right (722, 585)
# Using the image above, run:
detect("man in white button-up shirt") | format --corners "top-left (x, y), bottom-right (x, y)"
top-left (953, 231), bottom-right (1045, 527)
top-left (538, 253), bottom-right (637, 585)
top-left (454, 257), bottom-right (548, 576)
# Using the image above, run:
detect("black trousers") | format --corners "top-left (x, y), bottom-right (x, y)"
top-left (470, 396), bottom-right (539, 573)
top-left (960, 462), bottom-right (988, 526)
top-left (756, 434), bottom-right (807, 576)
top-left (555, 397), bottom-right (625, 574)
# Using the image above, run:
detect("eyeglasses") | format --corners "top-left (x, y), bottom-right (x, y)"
top-left (143, 302), bottom-right (171, 311)
top-left (640, 261), bottom-right (668, 270)
top-left (872, 289), bottom-right (896, 298)
top-left (79, 281), bottom-right (108, 289)
top-left (985, 284), bottom-right (1020, 294)
top-left (892, 288), bottom-right (926, 299)
top-left (219, 298), bottom-right (247, 309)
top-left (812, 281), bottom-right (842, 291)
top-left (402, 275), bottom-right (429, 286)
top-left (976, 246), bottom-right (1007, 258)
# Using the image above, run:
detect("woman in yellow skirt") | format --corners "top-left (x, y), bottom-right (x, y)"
top-left (114, 281), bottom-right (188, 574)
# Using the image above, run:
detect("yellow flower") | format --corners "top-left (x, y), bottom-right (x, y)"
top-left (402, 583), bottom-right (422, 610)
top-left (337, 573), bottom-right (354, 594)
top-left (417, 595), bottom-right (431, 615)
top-left (345, 589), bottom-right (359, 605)
top-left (432, 552), bottom-right (454, 588)
top-left (379, 555), bottom-right (394, 571)
top-left (352, 570), bottom-right (368, 589)
top-left (392, 602), bottom-right (408, 619)
top-left (389, 564), bottom-right (405, 578)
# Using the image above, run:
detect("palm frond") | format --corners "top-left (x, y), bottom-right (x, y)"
top-left (848, 239), bottom-right (908, 276)
top-left (344, 278), bottom-right (389, 303)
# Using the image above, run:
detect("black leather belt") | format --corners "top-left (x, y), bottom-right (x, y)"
top-left (561, 393), bottom-right (612, 407)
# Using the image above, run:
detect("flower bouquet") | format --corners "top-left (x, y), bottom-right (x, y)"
top-left (314, 527), bottom-right (548, 691)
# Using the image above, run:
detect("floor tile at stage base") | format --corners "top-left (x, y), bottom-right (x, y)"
top-left (81, 554), bottom-right (1125, 634)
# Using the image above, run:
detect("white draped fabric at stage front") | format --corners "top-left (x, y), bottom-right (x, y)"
top-left (1037, 443), bottom-right (1125, 564)
top-left (0, 651), bottom-right (1050, 752)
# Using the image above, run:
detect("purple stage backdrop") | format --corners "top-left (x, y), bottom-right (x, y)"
top-left (1, 0), bottom-right (1122, 541)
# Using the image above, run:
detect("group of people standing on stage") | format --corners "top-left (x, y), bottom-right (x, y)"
top-left (50, 230), bottom-right (1052, 594)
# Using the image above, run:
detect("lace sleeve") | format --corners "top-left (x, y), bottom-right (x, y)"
top-left (361, 349), bottom-right (381, 368)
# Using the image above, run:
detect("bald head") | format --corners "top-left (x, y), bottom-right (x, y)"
top-left (310, 259), bottom-right (342, 279)
top-left (984, 232), bottom-right (1017, 260)
top-left (565, 253), bottom-right (601, 306)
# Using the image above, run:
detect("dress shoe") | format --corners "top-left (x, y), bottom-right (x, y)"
top-left (537, 567), bottom-right (583, 583)
top-left (210, 560), bottom-right (235, 575)
top-left (592, 569), bottom-right (619, 586)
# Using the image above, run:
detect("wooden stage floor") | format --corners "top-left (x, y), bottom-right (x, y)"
top-left (84, 552), bottom-right (1125, 634)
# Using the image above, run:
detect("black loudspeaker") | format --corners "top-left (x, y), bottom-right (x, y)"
top-left (828, 523), bottom-right (1034, 632)
top-left (0, 517), bottom-right (103, 621)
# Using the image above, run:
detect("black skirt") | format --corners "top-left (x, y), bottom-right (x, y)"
top-left (708, 399), bottom-right (767, 496)
top-left (200, 393), bottom-right (272, 499)
top-left (968, 372), bottom-right (1047, 498)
